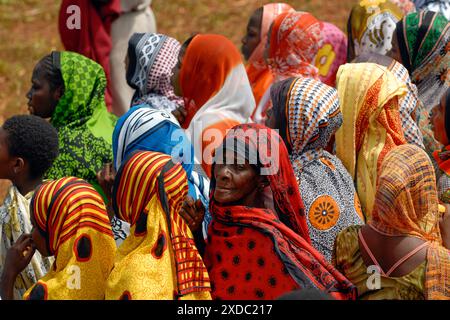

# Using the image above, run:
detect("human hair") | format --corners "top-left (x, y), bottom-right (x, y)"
top-left (3, 115), bottom-right (59, 179)
top-left (35, 51), bottom-right (65, 93)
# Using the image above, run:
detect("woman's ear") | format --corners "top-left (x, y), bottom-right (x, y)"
top-left (257, 175), bottom-right (270, 190)
top-left (53, 85), bottom-right (64, 101)
top-left (12, 157), bottom-right (25, 175)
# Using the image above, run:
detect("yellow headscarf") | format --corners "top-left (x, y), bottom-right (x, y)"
top-left (24, 177), bottom-right (116, 300)
top-left (105, 151), bottom-right (211, 300)
top-left (335, 62), bottom-right (407, 219)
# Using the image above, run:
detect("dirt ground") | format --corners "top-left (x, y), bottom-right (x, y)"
top-left (0, 0), bottom-right (358, 202)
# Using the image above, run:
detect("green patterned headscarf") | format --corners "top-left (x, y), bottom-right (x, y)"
top-left (45, 52), bottom-right (117, 199)
top-left (396, 10), bottom-right (449, 108)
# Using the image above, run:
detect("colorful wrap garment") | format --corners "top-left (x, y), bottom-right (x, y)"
top-left (254, 11), bottom-right (324, 125)
top-left (126, 33), bottom-right (184, 112)
top-left (395, 10), bottom-right (450, 110)
top-left (347, 0), bottom-right (404, 62)
top-left (44, 51), bottom-right (117, 202)
top-left (335, 63), bottom-right (407, 219)
top-left (414, 0), bottom-right (450, 20)
top-left (204, 123), bottom-right (356, 300)
top-left (0, 186), bottom-right (52, 300)
top-left (354, 53), bottom-right (425, 149)
top-left (269, 77), bottom-right (364, 262)
top-left (58, 0), bottom-right (121, 110)
top-left (24, 177), bottom-right (116, 300)
top-left (316, 22), bottom-right (348, 87)
top-left (112, 105), bottom-right (212, 240)
top-left (105, 151), bottom-right (211, 300)
top-left (247, 3), bottom-right (294, 114)
top-left (370, 145), bottom-right (449, 299)
top-left (391, 0), bottom-right (417, 14)
top-left (180, 34), bottom-right (254, 177)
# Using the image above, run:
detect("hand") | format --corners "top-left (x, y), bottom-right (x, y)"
top-left (179, 196), bottom-right (205, 232)
top-left (3, 234), bottom-right (36, 279)
top-left (97, 162), bottom-right (116, 202)
top-left (172, 106), bottom-right (187, 125)
top-left (440, 205), bottom-right (450, 249)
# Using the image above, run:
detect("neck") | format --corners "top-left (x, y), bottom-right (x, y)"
top-left (14, 176), bottom-right (42, 196)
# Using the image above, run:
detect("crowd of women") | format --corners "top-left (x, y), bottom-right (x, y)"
top-left (0, 0), bottom-right (449, 300)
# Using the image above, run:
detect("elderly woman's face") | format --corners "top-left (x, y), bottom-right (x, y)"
top-left (213, 149), bottom-right (259, 206)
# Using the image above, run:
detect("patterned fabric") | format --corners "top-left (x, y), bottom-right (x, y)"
top-left (270, 77), bottom-right (364, 262)
top-left (354, 53), bottom-right (425, 149)
top-left (347, 0), bottom-right (404, 62)
top-left (0, 186), bottom-right (52, 300)
top-left (335, 63), bottom-right (407, 219)
top-left (45, 52), bottom-right (117, 201)
top-left (106, 151), bottom-right (211, 300)
top-left (204, 123), bottom-right (356, 300)
top-left (396, 11), bottom-right (450, 109)
top-left (316, 22), bottom-right (348, 87)
top-left (247, 3), bottom-right (294, 109)
top-left (180, 34), bottom-right (254, 177)
top-left (414, 0), bottom-right (450, 20)
top-left (392, 0), bottom-right (417, 14)
top-left (268, 11), bottom-right (324, 82)
top-left (112, 105), bottom-right (212, 239)
top-left (369, 144), bottom-right (450, 300)
top-left (126, 33), bottom-right (183, 112)
top-left (24, 177), bottom-right (116, 300)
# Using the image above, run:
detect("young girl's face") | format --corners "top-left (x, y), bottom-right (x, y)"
top-left (431, 94), bottom-right (449, 146)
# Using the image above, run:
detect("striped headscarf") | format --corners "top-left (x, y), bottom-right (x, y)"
top-left (24, 177), bottom-right (116, 300)
top-left (126, 33), bottom-right (183, 111)
top-left (371, 144), bottom-right (450, 300)
top-left (335, 63), bottom-right (407, 219)
top-left (395, 10), bottom-right (450, 109)
top-left (106, 151), bottom-right (211, 300)
top-left (347, 0), bottom-right (404, 62)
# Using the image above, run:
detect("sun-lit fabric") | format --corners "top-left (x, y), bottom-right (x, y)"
top-left (24, 177), bottom-right (115, 300)
top-left (370, 144), bottom-right (449, 300)
top-left (180, 34), bottom-right (254, 177)
top-left (247, 3), bottom-right (294, 110)
top-left (347, 0), bottom-right (404, 61)
top-left (105, 151), bottom-right (211, 300)
top-left (335, 63), bottom-right (407, 219)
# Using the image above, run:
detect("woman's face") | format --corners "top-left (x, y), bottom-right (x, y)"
top-left (386, 29), bottom-right (403, 65)
top-left (30, 211), bottom-right (50, 257)
top-left (26, 65), bottom-right (59, 119)
top-left (213, 149), bottom-right (260, 206)
top-left (241, 8), bottom-right (263, 61)
top-left (264, 23), bottom-right (274, 64)
top-left (431, 94), bottom-right (449, 146)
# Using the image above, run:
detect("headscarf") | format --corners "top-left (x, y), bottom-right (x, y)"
top-left (106, 151), bottom-right (211, 300)
top-left (270, 77), bottom-right (364, 262)
top-left (353, 52), bottom-right (425, 149)
top-left (335, 63), bottom-right (407, 219)
top-left (347, 0), bottom-right (404, 62)
top-left (58, 0), bottom-right (121, 110)
top-left (204, 123), bottom-right (356, 300)
top-left (268, 11), bottom-right (324, 81)
top-left (395, 10), bottom-right (450, 109)
top-left (180, 34), bottom-right (254, 177)
top-left (24, 177), bottom-right (116, 300)
top-left (414, 0), bottom-right (450, 20)
top-left (391, 0), bottom-right (417, 14)
top-left (126, 33), bottom-right (183, 111)
top-left (112, 105), bottom-right (212, 238)
top-left (316, 22), bottom-right (348, 87)
top-left (371, 144), bottom-right (449, 300)
top-left (44, 51), bottom-right (117, 201)
top-left (247, 3), bottom-right (295, 109)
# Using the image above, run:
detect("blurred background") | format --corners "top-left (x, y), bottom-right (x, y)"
top-left (0, 0), bottom-right (357, 200)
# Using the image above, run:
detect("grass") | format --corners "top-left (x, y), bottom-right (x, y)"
top-left (0, 0), bottom-right (358, 201)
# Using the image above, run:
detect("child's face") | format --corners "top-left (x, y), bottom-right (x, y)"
top-left (431, 94), bottom-right (449, 146)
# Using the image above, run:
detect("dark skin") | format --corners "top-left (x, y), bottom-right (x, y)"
top-left (26, 63), bottom-right (63, 119)
top-left (386, 30), bottom-right (403, 66)
top-left (430, 94), bottom-right (450, 146)
top-left (171, 44), bottom-right (188, 125)
top-left (241, 7), bottom-right (263, 61)
top-left (96, 162), bottom-right (116, 221)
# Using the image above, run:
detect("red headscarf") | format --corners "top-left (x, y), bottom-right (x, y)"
top-left (204, 123), bottom-right (356, 300)
top-left (58, 0), bottom-right (121, 110)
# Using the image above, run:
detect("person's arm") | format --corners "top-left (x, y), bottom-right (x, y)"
top-left (97, 163), bottom-right (116, 221)
top-left (179, 196), bottom-right (206, 254)
top-left (440, 205), bottom-right (450, 249)
top-left (0, 234), bottom-right (36, 300)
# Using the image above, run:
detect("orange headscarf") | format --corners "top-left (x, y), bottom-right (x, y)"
top-left (246, 3), bottom-right (295, 108)
top-left (268, 11), bottom-right (324, 81)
